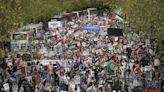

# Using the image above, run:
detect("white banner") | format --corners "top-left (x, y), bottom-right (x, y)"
top-left (48, 21), bottom-right (63, 31)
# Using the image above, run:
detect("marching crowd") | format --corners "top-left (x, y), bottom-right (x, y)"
top-left (0, 13), bottom-right (163, 92)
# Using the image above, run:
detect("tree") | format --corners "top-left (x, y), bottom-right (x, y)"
top-left (120, 0), bottom-right (164, 40)
top-left (119, 0), bottom-right (164, 60)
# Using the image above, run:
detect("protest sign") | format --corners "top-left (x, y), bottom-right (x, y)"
top-left (3, 83), bottom-right (10, 91)
top-left (74, 76), bottom-right (80, 84)
top-left (54, 45), bottom-right (63, 55)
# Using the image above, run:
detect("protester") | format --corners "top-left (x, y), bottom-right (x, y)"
top-left (0, 9), bottom-right (162, 92)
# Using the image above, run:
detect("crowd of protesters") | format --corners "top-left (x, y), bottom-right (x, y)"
top-left (0, 11), bottom-right (164, 92)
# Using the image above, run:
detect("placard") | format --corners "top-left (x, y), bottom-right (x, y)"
top-left (3, 83), bottom-right (9, 91)
top-left (48, 21), bottom-right (63, 31)
top-left (74, 76), bottom-right (80, 84)
top-left (54, 45), bottom-right (63, 55)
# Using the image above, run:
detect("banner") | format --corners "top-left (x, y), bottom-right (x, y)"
top-left (82, 26), bottom-right (100, 32)
top-left (107, 28), bottom-right (123, 36)
top-left (48, 21), bottom-right (63, 31)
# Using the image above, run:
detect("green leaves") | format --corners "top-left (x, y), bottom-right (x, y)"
top-left (120, 0), bottom-right (164, 40)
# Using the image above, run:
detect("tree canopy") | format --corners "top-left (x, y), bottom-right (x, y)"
top-left (120, 0), bottom-right (164, 40)
top-left (0, 0), bottom-right (118, 40)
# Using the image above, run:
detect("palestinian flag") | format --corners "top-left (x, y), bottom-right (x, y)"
top-left (15, 59), bottom-right (24, 66)
top-left (133, 67), bottom-right (141, 73)
top-left (106, 61), bottom-right (117, 71)
top-left (75, 50), bottom-right (81, 55)
top-left (114, 45), bottom-right (120, 49)
top-left (69, 44), bottom-right (80, 51)
top-left (109, 13), bottom-right (123, 22)
top-left (113, 8), bottom-right (122, 15)
top-left (99, 70), bottom-right (105, 76)
top-left (111, 37), bottom-right (114, 45)
top-left (56, 35), bottom-right (66, 45)
top-left (117, 38), bottom-right (121, 45)
top-left (115, 15), bottom-right (124, 22)
top-left (60, 39), bottom-right (65, 45)
top-left (13, 68), bottom-right (26, 78)
top-left (16, 59), bottom-right (21, 66)
top-left (103, 47), bottom-right (109, 52)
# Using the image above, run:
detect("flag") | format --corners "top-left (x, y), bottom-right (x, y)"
top-left (13, 68), bottom-right (26, 78)
top-left (115, 15), bottom-right (124, 22)
top-left (113, 8), bottom-right (122, 15)
top-left (111, 38), bottom-right (114, 45)
top-left (69, 44), bottom-right (80, 51)
top-left (117, 38), bottom-right (121, 45)
top-left (15, 59), bottom-right (25, 66)
top-left (99, 70), bottom-right (105, 76)
top-left (75, 50), bottom-right (81, 55)
top-left (60, 39), bottom-right (65, 44)
top-left (114, 45), bottom-right (120, 49)
top-left (133, 67), bottom-right (141, 73)
top-left (106, 61), bottom-right (117, 71)
top-left (16, 59), bottom-right (21, 66)
top-left (70, 47), bottom-right (78, 51)
top-left (20, 68), bottom-right (26, 75)
top-left (109, 13), bottom-right (116, 19)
